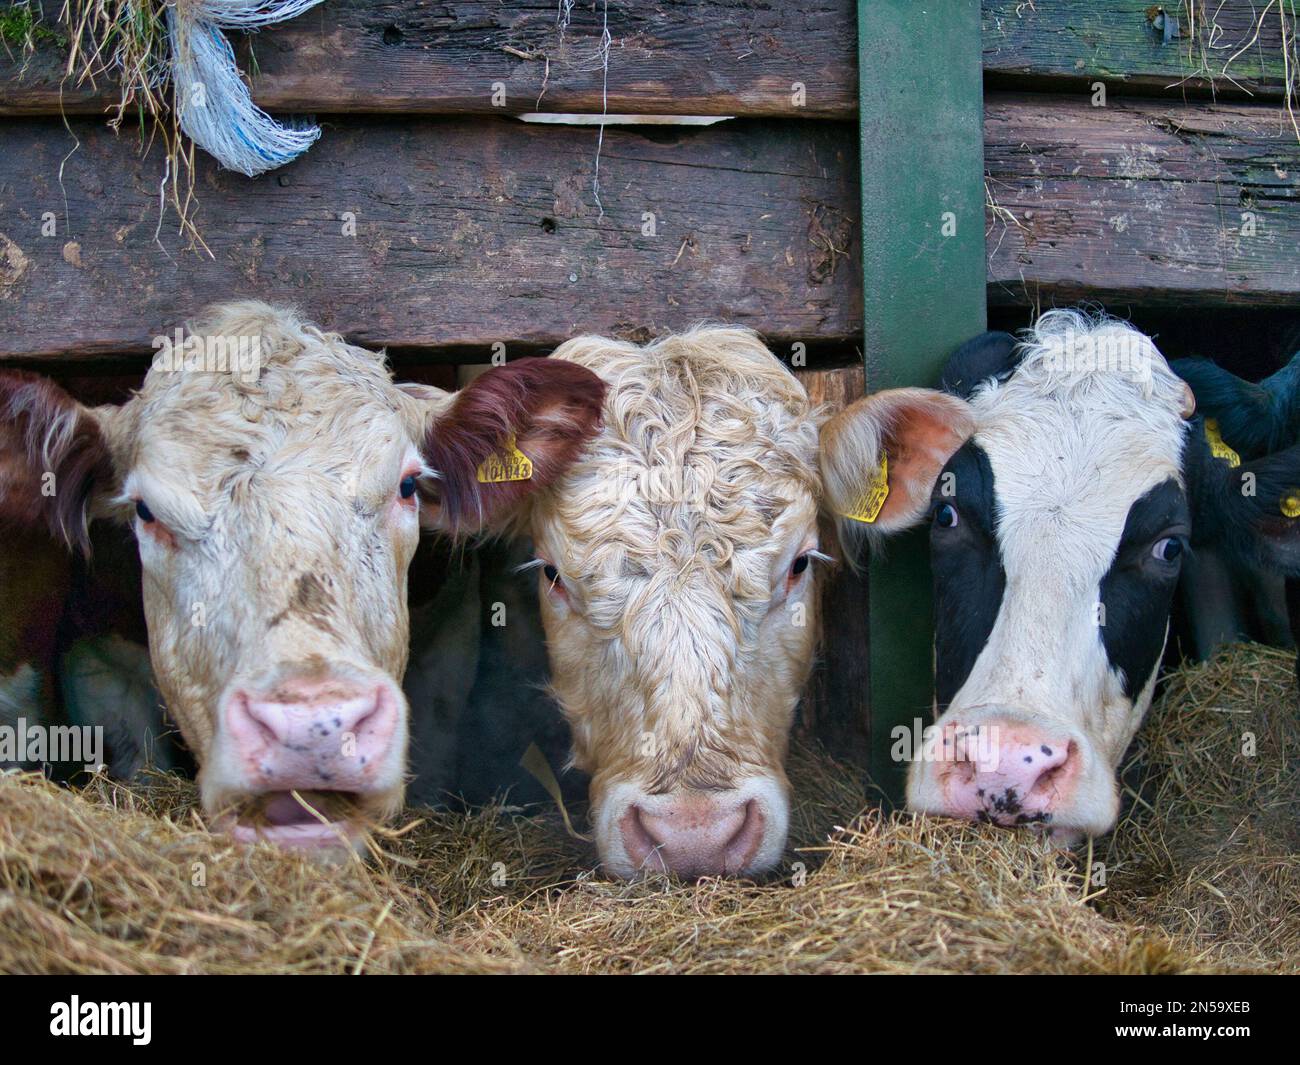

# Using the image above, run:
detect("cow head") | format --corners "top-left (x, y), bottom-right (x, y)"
top-left (0, 302), bottom-right (604, 848)
top-left (525, 327), bottom-right (823, 879)
top-left (821, 311), bottom-right (1300, 842)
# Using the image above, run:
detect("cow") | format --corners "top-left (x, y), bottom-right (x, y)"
top-left (0, 529), bottom-right (69, 769)
top-left (820, 310), bottom-right (1300, 842)
top-left (0, 301), bottom-right (605, 849)
top-left (1172, 346), bottom-right (1300, 670)
top-left (501, 326), bottom-right (826, 879)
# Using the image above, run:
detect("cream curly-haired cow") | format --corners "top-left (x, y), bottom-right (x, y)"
top-left (0, 302), bottom-right (604, 849)
top-left (516, 327), bottom-right (826, 879)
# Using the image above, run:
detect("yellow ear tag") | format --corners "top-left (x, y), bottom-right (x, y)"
top-left (476, 434), bottom-right (534, 484)
top-left (842, 451), bottom-right (890, 525)
top-left (1281, 492), bottom-right (1300, 519)
top-left (1204, 419), bottom-right (1241, 468)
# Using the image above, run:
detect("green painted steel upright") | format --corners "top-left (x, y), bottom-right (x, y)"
top-left (857, 1), bottom-right (987, 801)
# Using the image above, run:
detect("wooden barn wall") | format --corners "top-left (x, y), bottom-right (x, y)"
top-left (1, 2), bottom-right (1298, 364)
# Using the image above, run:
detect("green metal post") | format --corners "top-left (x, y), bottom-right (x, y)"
top-left (857, 1), bottom-right (987, 800)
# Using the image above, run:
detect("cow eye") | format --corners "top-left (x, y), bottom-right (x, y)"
top-left (790, 553), bottom-right (810, 577)
top-left (399, 474), bottom-right (418, 500)
top-left (542, 563), bottom-right (561, 585)
top-left (135, 500), bottom-right (156, 524)
top-left (1151, 536), bottom-right (1183, 563)
top-left (934, 502), bottom-right (959, 529)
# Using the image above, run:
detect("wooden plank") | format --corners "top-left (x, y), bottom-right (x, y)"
top-left (5, 93), bottom-right (1298, 363)
top-left (4, 2), bottom-right (1296, 120)
top-left (796, 365), bottom-right (871, 763)
top-left (0, 0), bottom-right (857, 118)
top-left (986, 93), bottom-right (1300, 309)
top-left (983, 0), bottom-right (1298, 98)
top-left (0, 115), bottom-right (860, 361)
top-left (859, 0), bottom-right (987, 802)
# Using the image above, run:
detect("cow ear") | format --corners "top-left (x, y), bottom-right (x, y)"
top-left (414, 357), bottom-right (606, 535)
top-left (1173, 351), bottom-right (1300, 459)
top-left (820, 387), bottom-right (975, 546)
top-left (940, 331), bottom-right (1023, 399)
top-left (0, 371), bottom-right (122, 554)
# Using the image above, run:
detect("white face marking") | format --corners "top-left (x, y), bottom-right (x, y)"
top-left (908, 313), bottom-right (1192, 837)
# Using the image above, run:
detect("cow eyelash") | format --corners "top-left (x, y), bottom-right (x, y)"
top-left (518, 557), bottom-right (566, 596)
top-left (790, 549), bottom-right (831, 578)
top-left (130, 496), bottom-right (179, 549)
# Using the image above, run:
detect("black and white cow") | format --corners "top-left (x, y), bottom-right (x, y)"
top-left (820, 310), bottom-right (1300, 841)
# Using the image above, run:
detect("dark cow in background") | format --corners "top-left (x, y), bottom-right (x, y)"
top-left (402, 538), bottom-right (578, 808)
top-left (1, 371), bottom-right (175, 779)
top-left (1172, 347), bottom-right (1300, 670)
top-left (0, 530), bottom-right (69, 769)
top-left (821, 310), bottom-right (1300, 841)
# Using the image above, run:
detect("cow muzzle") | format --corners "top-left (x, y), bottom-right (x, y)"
top-left (209, 668), bottom-right (407, 850)
top-left (906, 708), bottom-right (1118, 843)
top-left (597, 776), bottom-right (789, 879)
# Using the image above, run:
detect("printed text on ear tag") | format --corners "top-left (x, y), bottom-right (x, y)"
top-left (1282, 492), bottom-right (1300, 519)
top-left (476, 434), bottom-right (534, 483)
top-left (842, 451), bottom-right (889, 524)
top-left (1204, 419), bottom-right (1241, 468)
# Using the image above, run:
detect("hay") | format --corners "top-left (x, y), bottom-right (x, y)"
top-left (1102, 643), bottom-right (1300, 973)
top-left (2, 646), bottom-right (1296, 974)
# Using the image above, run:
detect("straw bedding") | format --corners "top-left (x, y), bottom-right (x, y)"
top-left (1, 644), bottom-right (1295, 974)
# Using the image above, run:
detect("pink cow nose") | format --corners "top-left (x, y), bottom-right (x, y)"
top-left (620, 792), bottom-right (766, 878)
top-left (225, 676), bottom-right (399, 792)
top-left (938, 720), bottom-right (1076, 828)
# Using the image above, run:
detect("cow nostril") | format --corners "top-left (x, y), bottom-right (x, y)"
top-left (620, 805), bottom-right (668, 873)
top-left (723, 800), bottom-right (765, 872)
top-left (346, 686), bottom-right (388, 737)
top-left (234, 692), bottom-right (281, 746)
top-left (1027, 740), bottom-right (1075, 797)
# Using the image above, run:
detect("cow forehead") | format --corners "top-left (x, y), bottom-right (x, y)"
top-left (541, 340), bottom-right (821, 597)
top-left (966, 333), bottom-right (1188, 572)
top-left (123, 340), bottom-right (412, 505)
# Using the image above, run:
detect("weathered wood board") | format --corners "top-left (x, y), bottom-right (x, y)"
top-left (797, 364), bottom-right (870, 760)
top-left (985, 93), bottom-right (1300, 308)
top-left (983, 1), bottom-right (1299, 97)
top-left (0, 0), bottom-right (856, 118)
top-left (3, 2), bottom-right (1296, 119)
top-left (0, 116), bottom-right (860, 360)
top-left (4, 93), bottom-right (1299, 361)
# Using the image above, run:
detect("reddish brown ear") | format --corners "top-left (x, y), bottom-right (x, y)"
top-left (0, 371), bottom-right (114, 554)
top-left (421, 357), bottom-right (606, 534)
top-left (820, 387), bottom-right (975, 545)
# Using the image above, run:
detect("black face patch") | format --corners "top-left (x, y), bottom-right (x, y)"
top-left (1098, 479), bottom-right (1189, 698)
top-left (931, 442), bottom-right (1005, 712)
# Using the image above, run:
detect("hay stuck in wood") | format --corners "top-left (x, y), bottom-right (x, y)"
top-left (1, 644), bottom-right (1295, 974)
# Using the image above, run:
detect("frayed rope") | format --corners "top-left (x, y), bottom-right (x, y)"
top-left (169, 0), bottom-right (326, 177)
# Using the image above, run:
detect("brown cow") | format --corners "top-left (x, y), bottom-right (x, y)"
top-left (0, 302), bottom-right (604, 849)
